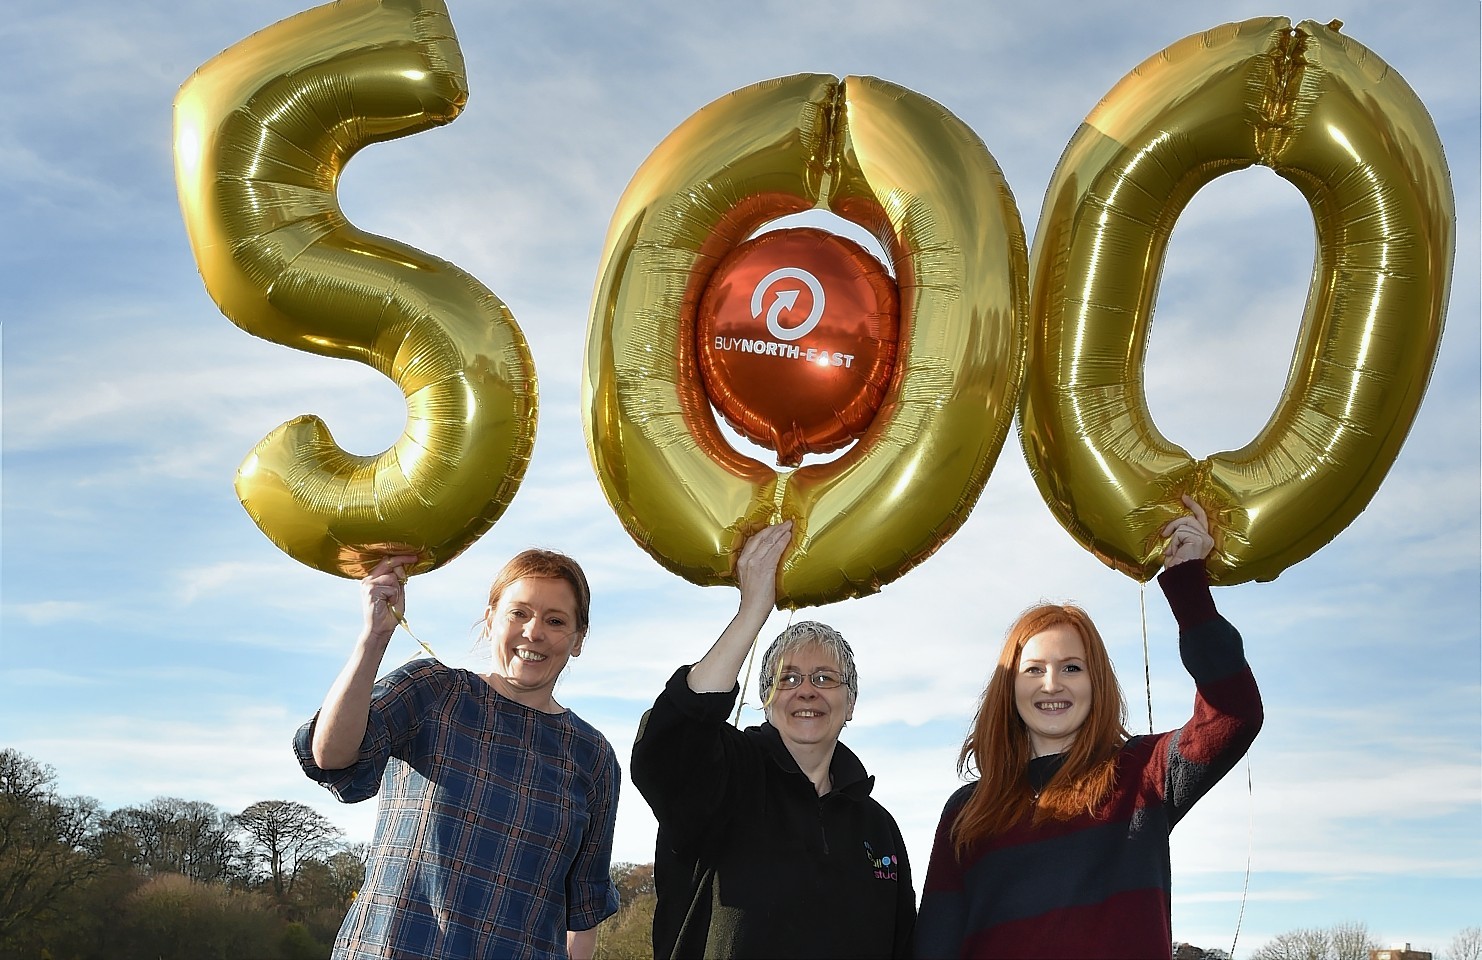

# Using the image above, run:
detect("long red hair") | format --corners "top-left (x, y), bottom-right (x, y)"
top-left (951, 603), bottom-right (1129, 856)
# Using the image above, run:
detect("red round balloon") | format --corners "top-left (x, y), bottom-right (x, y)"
top-left (697, 227), bottom-right (899, 465)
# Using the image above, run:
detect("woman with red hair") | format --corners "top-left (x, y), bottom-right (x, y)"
top-left (915, 497), bottom-right (1263, 959)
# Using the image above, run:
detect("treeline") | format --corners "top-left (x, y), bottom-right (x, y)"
top-left (2, 746), bottom-right (360, 958)
top-left (0, 746), bottom-right (659, 960)
top-left (10, 746), bottom-right (1474, 960)
top-left (1244, 921), bottom-right (1482, 960)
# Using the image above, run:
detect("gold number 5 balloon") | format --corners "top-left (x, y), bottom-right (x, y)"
top-left (585, 75), bottom-right (1027, 607)
top-left (174, 0), bottom-right (537, 578)
top-left (1021, 17), bottom-right (1453, 585)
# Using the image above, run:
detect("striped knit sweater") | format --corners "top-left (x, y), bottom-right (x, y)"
top-left (914, 560), bottom-right (1263, 959)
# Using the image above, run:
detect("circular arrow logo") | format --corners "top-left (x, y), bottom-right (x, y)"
top-left (751, 267), bottom-right (825, 341)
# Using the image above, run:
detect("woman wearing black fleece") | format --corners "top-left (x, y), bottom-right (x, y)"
top-left (631, 520), bottom-right (915, 959)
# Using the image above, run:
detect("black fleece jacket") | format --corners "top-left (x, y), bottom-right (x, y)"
top-left (632, 666), bottom-right (916, 959)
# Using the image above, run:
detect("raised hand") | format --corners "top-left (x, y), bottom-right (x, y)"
top-left (687, 521), bottom-right (795, 695)
top-left (361, 554), bottom-right (419, 641)
top-left (314, 551), bottom-right (420, 771)
top-left (736, 521), bottom-right (794, 616)
top-left (1160, 495), bottom-right (1214, 568)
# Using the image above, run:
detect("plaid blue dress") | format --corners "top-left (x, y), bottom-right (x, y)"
top-left (294, 659), bottom-right (620, 959)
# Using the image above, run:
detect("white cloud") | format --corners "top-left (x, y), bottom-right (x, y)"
top-left (7, 600), bottom-right (98, 625)
top-left (3, 667), bottom-right (104, 687)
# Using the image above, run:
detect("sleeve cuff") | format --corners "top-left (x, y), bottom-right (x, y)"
top-left (292, 713), bottom-right (381, 801)
top-left (1157, 558), bottom-right (1218, 629)
top-left (291, 716), bottom-right (321, 771)
top-left (662, 665), bottom-right (741, 723)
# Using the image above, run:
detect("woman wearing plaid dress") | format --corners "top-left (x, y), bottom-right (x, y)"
top-left (295, 550), bottom-right (620, 960)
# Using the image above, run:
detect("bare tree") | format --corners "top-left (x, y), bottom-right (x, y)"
top-left (1250, 927), bottom-right (1332, 960)
top-left (102, 797), bottom-right (246, 883)
top-left (324, 844), bottom-right (368, 905)
top-left (1251, 923), bottom-right (1386, 960)
top-left (1447, 927), bottom-right (1482, 960)
top-left (1329, 921), bottom-right (1377, 960)
top-left (292, 843), bottom-right (367, 914)
top-left (596, 862), bottom-right (657, 960)
top-left (234, 801), bottom-right (342, 896)
top-left (610, 861), bottom-right (655, 906)
top-left (0, 749), bottom-right (104, 949)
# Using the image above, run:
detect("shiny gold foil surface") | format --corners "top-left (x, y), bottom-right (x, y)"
top-left (585, 75), bottom-right (1027, 607)
top-left (1021, 18), bottom-right (1453, 584)
top-left (174, 0), bottom-right (536, 578)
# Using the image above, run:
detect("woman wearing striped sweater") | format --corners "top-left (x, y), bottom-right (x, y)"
top-left (915, 497), bottom-right (1263, 959)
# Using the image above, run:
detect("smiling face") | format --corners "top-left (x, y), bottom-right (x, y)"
top-left (484, 577), bottom-right (584, 711)
top-left (764, 641), bottom-right (854, 751)
top-left (1014, 623), bottom-right (1093, 757)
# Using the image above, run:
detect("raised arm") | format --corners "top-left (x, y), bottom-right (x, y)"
top-left (631, 521), bottom-right (793, 843)
top-left (1155, 495), bottom-right (1263, 820)
top-left (310, 554), bottom-right (418, 770)
top-left (686, 520), bottom-right (793, 693)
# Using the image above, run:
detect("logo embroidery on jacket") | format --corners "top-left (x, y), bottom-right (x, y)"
top-left (863, 841), bottom-right (899, 880)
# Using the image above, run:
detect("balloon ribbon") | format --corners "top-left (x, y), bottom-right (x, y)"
top-left (391, 607), bottom-right (438, 660)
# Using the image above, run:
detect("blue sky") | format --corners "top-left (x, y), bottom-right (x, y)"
top-left (2, 0), bottom-right (1478, 952)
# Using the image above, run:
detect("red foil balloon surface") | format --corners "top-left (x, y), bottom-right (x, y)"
top-left (697, 227), bottom-right (899, 465)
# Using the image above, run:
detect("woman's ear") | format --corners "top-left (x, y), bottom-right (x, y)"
top-left (571, 631), bottom-right (586, 658)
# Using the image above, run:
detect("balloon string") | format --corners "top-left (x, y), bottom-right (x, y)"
top-left (391, 606), bottom-right (438, 660)
top-left (1140, 581), bottom-right (1152, 733)
top-left (733, 609), bottom-right (793, 726)
top-left (1229, 756), bottom-right (1254, 958)
top-left (733, 640), bottom-right (759, 727)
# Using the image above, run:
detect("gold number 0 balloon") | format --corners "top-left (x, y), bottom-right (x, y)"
top-left (1022, 17), bottom-right (1454, 585)
top-left (585, 75), bottom-right (1027, 607)
top-left (174, 0), bottom-right (537, 578)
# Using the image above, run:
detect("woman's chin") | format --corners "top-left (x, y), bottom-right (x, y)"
top-left (497, 663), bottom-right (556, 694)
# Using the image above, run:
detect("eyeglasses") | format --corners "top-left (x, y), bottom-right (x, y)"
top-left (774, 669), bottom-right (848, 691)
